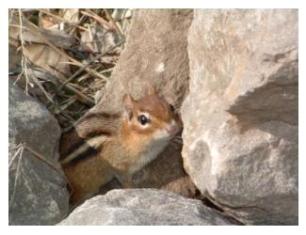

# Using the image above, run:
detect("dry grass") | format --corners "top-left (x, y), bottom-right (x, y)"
top-left (9, 9), bottom-right (131, 130)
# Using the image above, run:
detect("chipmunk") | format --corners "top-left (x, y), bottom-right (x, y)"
top-left (59, 88), bottom-right (182, 205)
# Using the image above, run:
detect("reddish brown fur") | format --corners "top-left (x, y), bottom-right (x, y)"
top-left (126, 95), bottom-right (174, 132)
top-left (60, 91), bottom-right (182, 206)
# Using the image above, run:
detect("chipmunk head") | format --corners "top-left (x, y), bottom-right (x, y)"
top-left (122, 87), bottom-right (182, 146)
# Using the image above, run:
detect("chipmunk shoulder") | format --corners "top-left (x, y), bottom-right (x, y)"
top-left (60, 88), bottom-right (182, 205)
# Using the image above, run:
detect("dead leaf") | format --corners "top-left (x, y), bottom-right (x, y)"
top-left (80, 24), bottom-right (119, 54)
top-left (39, 14), bottom-right (58, 30)
top-left (9, 14), bottom-right (76, 49)
top-left (23, 44), bottom-right (70, 76)
top-left (63, 9), bottom-right (79, 24)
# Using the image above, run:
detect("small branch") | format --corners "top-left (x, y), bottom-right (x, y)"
top-left (103, 9), bottom-right (124, 37)
top-left (24, 144), bottom-right (63, 173)
top-left (48, 68), bottom-right (95, 106)
top-left (17, 9), bottom-right (32, 95)
top-left (9, 143), bottom-right (24, 206)
top-left (56, 53), bottom-right (105, 91)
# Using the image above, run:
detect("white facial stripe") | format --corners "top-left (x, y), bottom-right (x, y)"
top-left (153, 128), bottom-right (170, 140)
top-left (139, 112), bottom-right (150, 118)
top-left (60, 136), bottom-right (107, 164)
top-left (151, 119), bottom-right (178, 140)
top-left (87, 136), bottom-right (108, 148)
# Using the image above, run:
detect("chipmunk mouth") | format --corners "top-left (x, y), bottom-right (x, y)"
top-left (151, 120), bottom-right (180, 141)
top-left (165, 120), bottom-right (180, 137)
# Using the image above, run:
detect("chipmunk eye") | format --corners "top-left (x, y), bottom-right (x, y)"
top-left (138, 114), bottom-right (150, 125)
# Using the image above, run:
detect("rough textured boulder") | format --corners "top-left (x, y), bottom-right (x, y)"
top-left (95, 9), bottom-right (192, 111)
top-left (93, 10), bottom-right (196, 196)
top-left (59, 189), bottom-right (237, 225)
top-left (9, 80), bottom-right (69, 225)
top-left (181, 9), bottom-right (298, 224)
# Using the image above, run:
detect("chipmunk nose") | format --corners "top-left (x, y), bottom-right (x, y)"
top-left (166, 121), bottom-right (180, 136)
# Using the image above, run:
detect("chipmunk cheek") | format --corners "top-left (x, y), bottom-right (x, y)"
top-left (152, 127), bottom-right (171, 140)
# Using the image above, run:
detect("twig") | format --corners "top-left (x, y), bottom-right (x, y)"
top-left (77, 71), bottom-right (92, 83)
top-left (17, 9), bottom-right (32, 95)
top-left (30, 71), bottom-right (54, 103)
top-left (48, 68), bottom-right (95, 106)
top-left (23, 143), bottom-right (63, 174)
top-left (100, 67), bottom-right (113, 74)
top-left (57, 111), bottom-right (76, 126)
top-left (103, 9), bottom-right (124, 37)
top-left (9, 143), bottom-right (24, 206)
top-left (54, 96), bottom-right (77, 115)
top-left (68, 14), bottom-right (86, 36)
top-left (56, 53), bottom-right (105, 91)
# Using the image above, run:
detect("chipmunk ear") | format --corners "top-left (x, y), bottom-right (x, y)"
top-left (123, 94), bottom-right (135, 120)
top-left (145, 83), bottom-right (157, 96)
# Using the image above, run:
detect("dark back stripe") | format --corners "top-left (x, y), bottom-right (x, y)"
top-left (84, 129), bottom-right (112, 139)
top-left (62, 145), bottom-right (101, 166)
top-left (60, 128), bottom-right (111, 160)
top-left (60, 128), bottom-right (111, 159)
top-left (60, 111), bottom-right (120, 163)
top-left (59, 128), bottom-right (86, 160)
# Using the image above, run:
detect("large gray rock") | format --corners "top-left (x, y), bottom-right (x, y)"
top-left (59, 189), bottom-right (237, 225)
top-left (9, 80), bottom-right (69, 225)
top-left (95, 9), bottom-right (192, 111)
top-left (181, 9), bottom-right (298, 224)
top-left (93, 10), bottom-right (196, 196)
